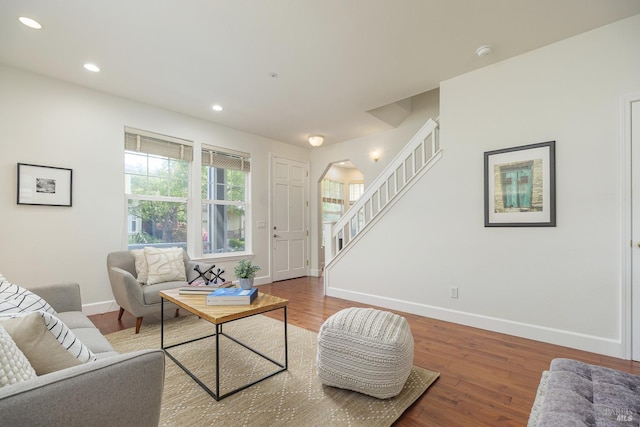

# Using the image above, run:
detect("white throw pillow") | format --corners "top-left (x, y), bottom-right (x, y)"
top-left (0, 325), bottom-right (37, 387)
top-left (0, 311), bottom-right (97, 375)
top-left (0, 281), bottom-right (56, 315)
top-left (131, 249), bottom-right (149, 284)
top-left (144, 247), bottom-right (186, 285)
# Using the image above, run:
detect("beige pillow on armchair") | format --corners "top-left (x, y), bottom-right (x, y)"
top-left (144, 247), bottom-right (186, 285)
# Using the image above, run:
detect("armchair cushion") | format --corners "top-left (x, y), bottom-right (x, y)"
top-left (144, 247), bottom-right (186, 285)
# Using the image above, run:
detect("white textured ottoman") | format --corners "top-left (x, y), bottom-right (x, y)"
top-left (316, 307), bottom-right (414, 399)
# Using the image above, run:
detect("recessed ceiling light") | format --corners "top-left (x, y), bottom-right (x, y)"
top-left (83, 63), bottom-right (100, 72)
top-left (18, 17), bottom-right (42, 30)
top-left (212, 104), bottom-right (223, 112)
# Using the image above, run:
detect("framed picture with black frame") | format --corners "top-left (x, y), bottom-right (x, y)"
top-left (17, 163), bottom-right (73, 207)
top-left (484, 141), bottom-right (555, 227)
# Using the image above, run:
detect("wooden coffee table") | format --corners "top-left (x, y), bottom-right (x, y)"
top-left (159, 288), bottom-right (289, 401)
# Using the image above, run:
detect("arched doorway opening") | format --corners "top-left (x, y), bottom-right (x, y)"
top-left (318, 160), bottom-right (364, 272)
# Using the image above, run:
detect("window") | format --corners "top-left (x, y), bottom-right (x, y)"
top-left (321, 179), bottom-right (344, 224)
top-left (321, 179), bottom-right (344, 249)
top-left (201, 146), bottom-right (250, 254)
top-left (349, 182), bottom-right (364, 205)
top-left (124, 128), bottom-right (193, 250)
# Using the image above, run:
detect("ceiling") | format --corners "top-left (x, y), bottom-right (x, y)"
top-left (1, 1), bottom-right (639, 148)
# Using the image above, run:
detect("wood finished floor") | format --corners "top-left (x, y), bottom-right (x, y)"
top-left (89, 276), bottom-right (640, 427)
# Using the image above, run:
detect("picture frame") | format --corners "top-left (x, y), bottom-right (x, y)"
top-left (484, 141), bottom-right (555, 227)
top-left (17, 163), bottom-right (73, 207)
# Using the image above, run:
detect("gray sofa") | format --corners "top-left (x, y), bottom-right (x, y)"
top-left (0, 282), bottom-right (165, 427)
top-left (529, 358), bottom-right (640, 426)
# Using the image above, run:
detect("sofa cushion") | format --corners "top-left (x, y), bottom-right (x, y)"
top-left (54, 312), bottom-right (116, 356)
top-left (0, 325), bottom-right (36, 387)
top-left (144, 247), bottom-right (186, 285)
top-left (0, 281), bottom-right (56, 315)
top-left (0, 312), bottom-right (97, 375)
top-left (72, 327), bottom-right (116, 355)
top-left (535, 358), bottom-right (640, 426)
top-left (142, 280), bottom-right (186, 305)
top-left (55, 311), bottom-right (98, 329)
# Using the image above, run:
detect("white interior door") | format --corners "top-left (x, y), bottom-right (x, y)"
top-left (631, 99), bottom-right (640, 360)
top-left (272, 156), bottom-right (308, 282)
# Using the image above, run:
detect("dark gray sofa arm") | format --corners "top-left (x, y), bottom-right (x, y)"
top-left (29, 282), bottom-right (82, 313)
top-left (0, 349), bottom-right (165, 427)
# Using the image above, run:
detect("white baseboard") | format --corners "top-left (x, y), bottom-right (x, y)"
top-left (310, 269), bottom-right (322, 277)
top-left (325, 286), bottom-right (623, 358)
top-left (82, 300), bottom-right (119, 316)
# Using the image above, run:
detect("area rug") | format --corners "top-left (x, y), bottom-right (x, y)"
top-left (106, 314), bottom-right (439, 427)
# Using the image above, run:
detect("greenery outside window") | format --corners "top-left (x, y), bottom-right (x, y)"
top-left (201, 146), bottom-right (250, 254)
top-left (124, 129), bottom-right (192, 250)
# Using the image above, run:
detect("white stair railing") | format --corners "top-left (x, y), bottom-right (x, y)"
top-left (326, 118), bottom-right (441, 263)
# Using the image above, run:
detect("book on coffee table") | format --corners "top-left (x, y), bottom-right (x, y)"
top-left (206, 287), bottom-right (258, 305)
top-left (180, 280), bottom-right (233, 295)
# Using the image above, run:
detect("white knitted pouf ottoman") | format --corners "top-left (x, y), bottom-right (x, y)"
top-left (316, 307), bottom-right (414, 399)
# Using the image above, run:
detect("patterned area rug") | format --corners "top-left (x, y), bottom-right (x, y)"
top-left (106, 314), bottom-right (439, 427)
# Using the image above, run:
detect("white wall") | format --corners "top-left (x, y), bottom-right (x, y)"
top-left (0, 65), bottom-right (309, 312)
top-left (325, 14), bottom-right (640, 357)
top-left (309, 89), bottom-right (440, 274)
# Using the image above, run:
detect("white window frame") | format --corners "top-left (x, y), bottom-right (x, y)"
top-left (198, 144), bottom-right (251, 259)
top-left (124, 127), bottom-right (193, 252)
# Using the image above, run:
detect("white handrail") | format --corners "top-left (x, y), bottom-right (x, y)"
top-left (328, 118), bottom-right (440, 260)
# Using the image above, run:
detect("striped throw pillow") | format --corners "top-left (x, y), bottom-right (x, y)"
top-left (0, 281), bottom-right (56, 315)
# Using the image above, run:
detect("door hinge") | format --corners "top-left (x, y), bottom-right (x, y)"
top-left (306, 230), bottom-right (309, 236)
top-left (306, 260), bottom-right (309, 266)
top-left (306, 201), bottom-right (309, 207)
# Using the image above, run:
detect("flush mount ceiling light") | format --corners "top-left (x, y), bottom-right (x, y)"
top-left (83, 63), bottom-right (100, 72)
top-left (476, 45), bottom-right (493, 58)
top-left (212, 104), bottom-right (223, 112)
top-left (18, 17), bottom-right (42, 29)
top-left (308, 135), bottom-right (324, 147)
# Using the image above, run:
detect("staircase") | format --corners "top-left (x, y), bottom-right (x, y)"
top-left (324, 118), bottom-right (441, 265)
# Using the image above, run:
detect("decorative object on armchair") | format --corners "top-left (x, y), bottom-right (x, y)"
top-left (107, 248), bottom-right (213, 333)
top-left (234, 259), bottom-right (260, 290)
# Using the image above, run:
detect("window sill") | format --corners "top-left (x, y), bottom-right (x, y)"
top-left (192, 252), bottom-right (255, 263)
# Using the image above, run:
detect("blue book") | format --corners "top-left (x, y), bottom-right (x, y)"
top-left (206, 287), bottom-right (258, 305)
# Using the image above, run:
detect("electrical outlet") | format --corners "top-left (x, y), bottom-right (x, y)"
top-left (450, 287), bottom-right (459, 298)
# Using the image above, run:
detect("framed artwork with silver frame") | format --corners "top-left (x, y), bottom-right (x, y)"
top-left (484, 141), bottom-right (555, 227)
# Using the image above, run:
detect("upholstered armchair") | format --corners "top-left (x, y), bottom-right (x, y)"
top-left (107, 249), bottom-right (211, 333)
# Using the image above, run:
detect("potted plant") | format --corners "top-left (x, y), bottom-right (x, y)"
top-left (234, 259), bottom-right (260, 290)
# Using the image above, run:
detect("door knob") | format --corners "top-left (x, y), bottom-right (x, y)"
top-left (274, 234), bottom-right (280, 238)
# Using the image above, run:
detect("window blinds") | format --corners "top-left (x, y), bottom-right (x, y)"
top-left (201, 146), bottom-right (250, 172)
top-left (124, 128), bottom-right (193, 162)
